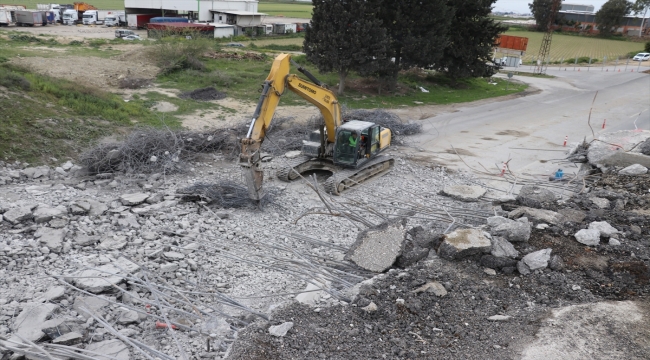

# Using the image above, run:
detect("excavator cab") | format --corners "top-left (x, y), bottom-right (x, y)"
top-left (333, 121), bottom-right (382, 167)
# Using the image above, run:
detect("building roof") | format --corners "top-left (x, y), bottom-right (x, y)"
top-left (207, 23), bottom-right (235, 28)
top-left (210, 10), bottom-right (266, 16)
top-left (147, 22), bottom-right (215, 29)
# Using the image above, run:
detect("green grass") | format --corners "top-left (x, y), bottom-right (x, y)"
top-left (0, 64), bottom-right (179, 164)
top-left (503, 28), bottom-right (645, 63)
top-left (259, 1), bottom-right (313, 19)
top-left (0, 31), bottom-right (125, 58)
top-left (156, 54), bottom-right (527, 109)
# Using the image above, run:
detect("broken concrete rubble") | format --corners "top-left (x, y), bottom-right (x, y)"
top-left (587, 130), bottom-right (650, 168)
top-left (85, 339), bottom-right (130, 360)
top-left (3, 206), bottom-right (34, 224)
top-left (487, 216), bottom-right (531, 242)
top-left (70, 257), bottom-right (138, 293)
top-left (509, 207), bottom-right (561, 225)
top-left (440, 185), bottom-right (486, 202)
top-left (345, 219), bottom-right (406, 272)
top-left (438, 229), bottom-right (491, 260)
top-left (269, 322), bottom-right (294, 337)
top-left (588, 221), bottom-right (619, 238)
top-left (521, 248), bottom-right (552, 271)
top-left (119, 193), bottom-right (150, 206)
top-left (11, 303), bottom-right (59, 342)
top-left (490, 237), bottom-right (519, 258)
top-left (516, 185), bottom-right (556, 209)
top-left (574, 228), bottom-right (601, 246)
top-left (619, 164), bottom-right (648, 176)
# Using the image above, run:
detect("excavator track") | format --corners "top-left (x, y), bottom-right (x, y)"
top-left (323, 156), bottom-right (394, 195)
top-left (276, 155), bottom-right (316, 181)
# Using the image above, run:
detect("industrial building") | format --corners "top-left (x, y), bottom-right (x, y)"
top-left (557, 3), bottom-right (649, 36)
top-left (123, 0), bottom-right (266, 34)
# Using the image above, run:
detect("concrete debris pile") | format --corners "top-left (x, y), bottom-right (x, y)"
top-left (228, 169), bottom-right (650, 360)
top-left (587, 130), bottom-right (650, 172)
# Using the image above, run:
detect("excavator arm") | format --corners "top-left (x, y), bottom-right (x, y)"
top-left (240, 53), bottom-right (341, 201)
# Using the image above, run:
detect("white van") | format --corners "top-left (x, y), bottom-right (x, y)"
top-left (115, 29), bottom-right (135, 38)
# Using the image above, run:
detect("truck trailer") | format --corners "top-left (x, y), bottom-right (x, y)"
top-left (15, 10), bottom-right (43, 26)
top-left (104, 12), bottom-right (125, 27)
top-left (0, 8), bottom-right (14, 26)
top-left (62, 2), bottom-right (95, 25)
top-left (37, 4), bottom-right (62, 22)
top-left (82, 9), bottom-right (112, 25)
top-left (127, 13), bottom-right (156, 29)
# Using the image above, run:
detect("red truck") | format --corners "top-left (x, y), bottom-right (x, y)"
top-left (127, 13), bottom-right (156, 29)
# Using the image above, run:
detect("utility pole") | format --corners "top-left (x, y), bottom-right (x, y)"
top-left (534, 0), bottom-right (563, 75)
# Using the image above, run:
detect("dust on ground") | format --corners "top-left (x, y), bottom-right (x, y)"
top-left (0, 24), bottom-right (148, 41)
top-left (12, 55), bottom-right (158, 89)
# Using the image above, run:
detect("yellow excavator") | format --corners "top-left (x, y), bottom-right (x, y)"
top-left (240, 54), bottom-right (394, 201)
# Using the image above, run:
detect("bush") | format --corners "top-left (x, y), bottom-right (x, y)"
top-left (0, 67), bottom-right (31, 90)
top-left (68, 40), bottom-right (84, 46)
top-left (145, 38), bottom-right (212, 75)
top-left (9, 34), bottom-right (42, 43)
top-left (645, 41), bottom-right (650, 53)
top-left (259, 44), bottom-right (302, 51)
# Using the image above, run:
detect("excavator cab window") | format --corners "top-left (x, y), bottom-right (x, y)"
top-left (334, 130), bottom-right (359, 165)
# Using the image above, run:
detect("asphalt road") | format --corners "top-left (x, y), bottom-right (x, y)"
top-left (409, 65), bottom-right (650, 186)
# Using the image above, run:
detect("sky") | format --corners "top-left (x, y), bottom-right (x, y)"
top-left (492, 0), bottom-right (610, 14)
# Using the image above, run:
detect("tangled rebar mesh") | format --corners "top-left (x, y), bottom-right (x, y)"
top-left (342, 108), bottom-right (422, 138)
top-left (79, 110), bottom-right (420, 175)
top-left (79, 128), bottom-right (242, 175)
top-left (177, 181), bottom-right (278, 208)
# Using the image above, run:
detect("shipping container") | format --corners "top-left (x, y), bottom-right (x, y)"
top-left (0, 8), bottom-right (14, 25)
top-left (495, 35), bottom-right (528, 52)
top-left (150, 16), bottom-right (188, 23)
top-left (15, 10), bottom-right (43, 26)
top-left (127, 13), bottom-right (157, 29)
top-left (273, 23), bottom-right (297, 34)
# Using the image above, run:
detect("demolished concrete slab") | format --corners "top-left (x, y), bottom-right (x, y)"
top-left (11, 303), bottom-right (59, 342)
top-left (85, 339), bottom-right (130, 360)
top-left (345, 219), bottom-right (406, 272)
top-left (438, 229), bottom-right (491, 260)
top-left (516, 185), bottom-right (556, 209)
top-left (587, 130), bottom-right (650, 168)
top-left (440, 185), bottom-right (486, 202)
top-left (487, 216), bottom-right (531, 242)
top-left (69, 257), bottom-right (139, 293)
top-left (509, 207), bottom-right (562, 225)
top-left (619, 164), bottom-right (648, 176)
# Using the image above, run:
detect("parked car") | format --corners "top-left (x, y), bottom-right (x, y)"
top-left (123, 34), bottom-right (142, 41)
top-left (632, 52), bottom-right (650, 61)
top-left (115, 29), bottom-right (135, 38)
top-left (225, 42), bottom-right (244, 47)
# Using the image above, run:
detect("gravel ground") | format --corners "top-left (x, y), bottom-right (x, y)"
top-left (1, 147), bottom-right (649, 359)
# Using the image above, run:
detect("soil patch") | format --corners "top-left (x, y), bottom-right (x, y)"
top-left (496, 130), bottom-right (530, 137)
top-left (118, 77), bottom-right (152, 89)
top-left (179, 87), bottom-right (227, 101)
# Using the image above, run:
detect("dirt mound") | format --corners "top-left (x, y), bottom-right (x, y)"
top-left (179, 87), bottom-right (227, 101)
top-left (118, 77), bottom-right (152, 89)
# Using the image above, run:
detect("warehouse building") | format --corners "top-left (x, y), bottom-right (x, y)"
top-left (557, 3), bottom-right (649, 36)
top-left (123, 0), bottom-right (264, 23)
